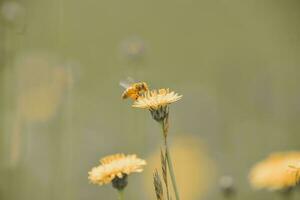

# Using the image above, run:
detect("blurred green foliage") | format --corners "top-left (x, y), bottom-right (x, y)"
top-left (1, 0), bottom-right (300, 200)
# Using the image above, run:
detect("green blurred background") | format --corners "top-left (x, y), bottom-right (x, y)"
top-left (1, 0), bottom-right (300, 199)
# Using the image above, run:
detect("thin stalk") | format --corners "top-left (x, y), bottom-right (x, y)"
top-left (165, 142), bottom-right (180, 200)
top-left (165, 169), bottom-right (170, 200)
top-left (161, 148), bottom-right (170, 200)
top-left (118, 190), bottom-right (124, 200)
top-left (160, 121), bottom-right (180, 200)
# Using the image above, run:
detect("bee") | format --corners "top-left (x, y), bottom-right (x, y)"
top-left (120, 77), bottom-right (149, 100)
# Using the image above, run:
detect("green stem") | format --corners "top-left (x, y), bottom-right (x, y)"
top-left (160, 122), bottom-right (180, 200)
top-left (165, 142), bottom-right (180, 200)
top-left (118, 190), bottom-right (124, 200)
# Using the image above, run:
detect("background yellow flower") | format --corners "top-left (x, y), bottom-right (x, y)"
top-left (249, 151), bottom-right (300, 190)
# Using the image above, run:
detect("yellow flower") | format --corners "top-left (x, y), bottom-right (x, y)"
top-left (249, 151), bottom-right (300, 190)
top-left (132, 88), bottom-right (182, 122)
top-left (88, 154), bottom-right (146, 187)
top-left (289, 161), bottom-right (300, 185)
top-left (133, 88), bottom-right (182, 110)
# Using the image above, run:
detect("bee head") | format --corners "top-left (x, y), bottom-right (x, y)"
top-left (142, 82), bottom-right (149, 91)
top-left (121, 91), bottom-right (128, 99)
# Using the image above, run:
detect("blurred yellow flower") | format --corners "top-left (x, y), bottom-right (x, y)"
top-left (15, 53), bottom-right (73, 122)
top-left (120, 36), bottom-right (146, 60)
top-left (133, 88), bottom-right (182, 110)
top-left (144, 136), bottom-right (216, 200)
top-left (9, 53), bottom-right (74, 166)
top-left (289, 161), bottom-right (300, 185)
top-left (249, 151), bottom-right (300, 190)
top-left (88, 154), bottom-right (146, 186)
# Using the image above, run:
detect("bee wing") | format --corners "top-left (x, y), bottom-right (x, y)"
top-left (126, 76), bottom-right (135, 83)
top-left (119, 81), bottom-right (130, 89)
top-left (119, 77), bottom-right (136, 89)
